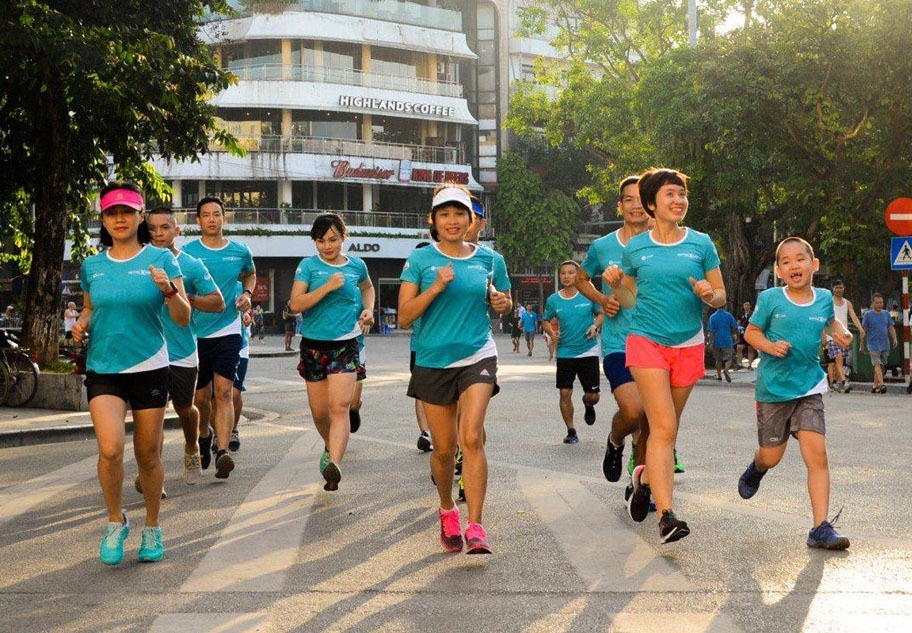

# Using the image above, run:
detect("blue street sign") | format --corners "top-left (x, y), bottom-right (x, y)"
top-left (891, 237), bottom-right (912, 270)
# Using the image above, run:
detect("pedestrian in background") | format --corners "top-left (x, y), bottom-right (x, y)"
top-left (707, 305), bottom-right (739, 382)
top-left (861, 292), bottom-right (897, 394)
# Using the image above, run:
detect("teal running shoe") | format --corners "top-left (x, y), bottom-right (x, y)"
top-left (674, 450), bottom-right (685, 474)
top-left (138, 526), bottom-right (164, 562)
top-left (319, 448), bottom-right (330, 474)
top-left (99, 513), bottom-right (130, 565)
top-left (627, 443), bottom-right (636, 476)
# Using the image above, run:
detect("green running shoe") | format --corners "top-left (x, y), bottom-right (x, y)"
top-left (627, 443), bottom-right (636, 476)
top-left (99, 513), bottom-right (130, 565)
top-left (674, 450), bottom-right (685, 474)
top-left (138, 526), bottom-right (164, 562)
top-left (319, 448), bottom-right (330, 474)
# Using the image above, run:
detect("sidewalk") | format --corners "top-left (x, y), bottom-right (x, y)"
top-left (699, 364), bottom-right (910, 394)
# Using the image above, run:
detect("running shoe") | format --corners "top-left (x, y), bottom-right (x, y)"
top-left (321, 461), bottom-right (341, 491)
top-left (658, 509), bottom-right (690, 544)
top-left (674, 450), bottom-right (685, 474)
top-left (438, 506), bottom-right (463, 552)
top-left (738, 461), bottom-right (766, 499)
top-left (457, 475), bottom-right (466, 502)
top-left (627, 465), bottom-right (651, 522)
top-left (229, 429), bottom-right (240, 452)
top-left (212, 436), bottom-right (219, 453)
top-left (137, 526), bottom-right (165, 562)
top-left (184, 452), bottom-right (201, 486)
top-left (584, 401), bottom-right (597, 425)
top-left (724, 369), bottom-right (731, 383)
top-left (623, 484), bottom-right (656, 511)
top-left (134, 475), bottom-right (167, 499)
top-left (807, 519), bottom-right (850, 550)
top-left (319, 448), bottom-right (330, 474)
top-left (602, 436), bottom-right (624, 482)
top-left (417, 431), bottom-right (432, 452)
top-left (198, 434), bottom-right (212, 470)
top-left (465, 522), bottom-right (492, 555)
top-left (99, 513), bottom-right (130, 565)
top-left (349, 407), bottom-right (361, 433)
top-left (627, 444), bottom-right (636, 476)
top-left (454, 446), bottom-right (463, 475)
top-left (842, 381), bottom-right (852, 393)
top-left (563, 429), bottom-right (579, 444)
top-left (214, 450), bottom-right (235, 480)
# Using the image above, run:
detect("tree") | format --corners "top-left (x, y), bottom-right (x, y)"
top-left (508, 0), bottom-right (912, 303)
top-left (0, 1), bottom-right (239, 365)
top-left (493, 152), bottom-right (583, 307)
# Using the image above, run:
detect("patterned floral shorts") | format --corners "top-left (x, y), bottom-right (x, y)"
top-left (297, 338), bottom-right (359, 382)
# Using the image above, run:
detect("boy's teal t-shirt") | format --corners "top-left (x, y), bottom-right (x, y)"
top-left (750, 286), bottom-right (834, 402)
top-left (542, 291), bottom-right (600, 358)
top-left (621, 228), bottom-right (721, 346)
top-left (581, 230), bottom-right (633, 355)
top-left (182, 239), bottom-right (254, 339)
top-left (295, 254), bottom-right (369, 341)
top-left (81, 246), bottom-right (181, 374)
top-left (162, 250), bottom-right (219, 366)
top-left (401, 243), bottom-right (510, 368)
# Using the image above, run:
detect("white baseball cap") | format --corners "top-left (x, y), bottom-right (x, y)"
top-left (431, 187), bottom-right (473, 211)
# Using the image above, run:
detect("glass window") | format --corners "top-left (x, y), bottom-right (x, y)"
top-left (372, 116), bottom-right (421, 145)
top-left (317, 182), bottom-right (346, 210)
top-left (292, 181), bottom-right (315, 209)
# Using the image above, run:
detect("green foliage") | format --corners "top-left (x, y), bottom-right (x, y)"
top-left (508, 0), bottom-right (912, 298)
top-left (493, 153), bottom-right (583, 275)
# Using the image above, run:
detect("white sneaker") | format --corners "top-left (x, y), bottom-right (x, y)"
top-left (184, 452), bottom-right (201, 485)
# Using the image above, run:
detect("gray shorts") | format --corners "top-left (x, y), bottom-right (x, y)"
top-left (869, 349), bottom-right (889, 366)
top-left (756, 394), bottom-right (825, 447)
top-left (407, 356), bottom-right (500, 406)
top-left (169, 365), bottom-right (198, 409)
top-left (712, 347), bottom-right (734, 363)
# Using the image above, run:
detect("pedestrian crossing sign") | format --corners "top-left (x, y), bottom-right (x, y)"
top-left (891, 237), bottom-right (912, 270)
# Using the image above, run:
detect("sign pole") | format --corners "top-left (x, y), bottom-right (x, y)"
top-left (904, 271), bottom-right (910, 379)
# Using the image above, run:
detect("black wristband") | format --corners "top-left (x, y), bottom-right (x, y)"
top-left (242, 289), bottom-right (253, 297)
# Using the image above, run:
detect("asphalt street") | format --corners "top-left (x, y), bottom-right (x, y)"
top-left (1, 334), bottom-right (910, 632)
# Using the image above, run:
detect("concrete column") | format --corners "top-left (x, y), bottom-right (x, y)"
top-left (280, 181), bottom-right (292, 207)
top-left (281, 38), bottom-right (292, 79)
top-left (171, 180), bottom-right (183, 208)
top-left (362, 183), bottom-right (373, 212)
top-left (362, 114), bottom-right (372, 142)
top-left (198, 181), bottom-right (206, 201)
top-left (282, 108), bottom-right (293, 136)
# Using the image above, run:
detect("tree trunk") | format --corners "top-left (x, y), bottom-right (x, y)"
top-left (22, 72), bottom-right (69, 367)
top-left (723, 212), bottom-right (754, 308)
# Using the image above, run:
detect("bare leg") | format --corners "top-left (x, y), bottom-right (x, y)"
top-left (796, 431), bottom-right (830, 525)
top-left (558, 388), bottom-right (574, 431)
top-left (457, 383), bottom-right (494, 524)
top-left (90, 396), bottom-right (129, 522)
top-left (133, 407), bottom-right (166, 526)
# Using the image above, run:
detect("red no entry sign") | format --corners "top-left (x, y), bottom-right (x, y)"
top-left (886, 198), bottom-right (912, 236)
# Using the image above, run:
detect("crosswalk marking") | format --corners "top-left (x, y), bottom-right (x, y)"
top-left (149, 613), bottom-right (270, 633)
top-left (179, 431), bottom-right (322, 593)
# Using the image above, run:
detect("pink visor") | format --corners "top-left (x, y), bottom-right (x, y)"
top-left (100, 188), bottom-right (144, 212)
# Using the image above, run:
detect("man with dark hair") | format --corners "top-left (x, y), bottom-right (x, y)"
top-left (145, 207), bottom-right (225, 487)
top-left (826, 279), bottom-right (863, 393)
top-left (707, 305), bottom-right (739, 382)
top-left (183, 197), bottom-right (256, 479)
top-left (861, 292), bottom-right (897, 394)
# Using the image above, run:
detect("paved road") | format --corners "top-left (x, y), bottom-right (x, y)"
top-left (1, 335), bottom-right (910, 632)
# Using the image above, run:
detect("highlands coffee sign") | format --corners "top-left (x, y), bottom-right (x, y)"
top-left (339, 95), bottom-right (456, 118)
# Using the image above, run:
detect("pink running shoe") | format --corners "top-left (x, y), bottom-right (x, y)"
top-left (439, 507), bottom-right (463, 552)
top-left (465, 522), bottom-right (492, 555)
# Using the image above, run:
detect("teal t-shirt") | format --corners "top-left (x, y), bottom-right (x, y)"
top-left (163, 250), bottom-right (219, 367)
top-left (294, 255), bottom-right (369, 341)
top-left (582, 230), bottom-right (634, 355)
top-left (401, 243), bottom-right (511, 368)
top-left (622, 228), bottom-right (721, 346)
top-left (542, 291), bottom-right (600, 358)
top-left (479, 245), bottom-right (510, 291)
top-left (750, 287), bottom-right (834, 403)
top-left (80, 246), bottom-right (181, 374)
top-left (182, 238), bottom-right (255, 339)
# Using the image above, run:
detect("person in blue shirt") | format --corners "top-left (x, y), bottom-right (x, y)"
top-left (738, 237), bottom-right (852, 550)
top-left (706, 305), bottom-right (740, 382)
top-left (603, 167), bottom-right (726, 544)
top-left (520, 306), bottom-right (538, 356)
top-left (577, 176), bottom-right (655, 485)
top-left (146, 207), bottom-right (224, 490)
top-left (182, 197), bottom-right (256, 480)
top-left (399, 184), bottom-right (512, 555)
top-left (860, 293), bottom-right (897, 393)
top-left (289, 212), bottom-right (375, 492)
top-left (542, 261), bottom-right (602, 444)
top-left (73, 182), bottom-right (191, 566)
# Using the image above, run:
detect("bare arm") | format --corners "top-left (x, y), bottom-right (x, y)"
top-left (846, 299), bottom-right (864, 333)
top-left (190, 288), bottom-right (225, 314)
top-left (236, 268), bottom-right (257, 312)
top-left (825, 317), bottom-right (853, 348)
top-left (744, 323), bottom-right (791, 358)
top-left (289, 274), bottom-right (344, 313)
top-left (71, 293), bottom-right (93, 344)
top-left (359, 278), bottom-right (376, 334)
top-left (163, 277), bottom-right (192, 327)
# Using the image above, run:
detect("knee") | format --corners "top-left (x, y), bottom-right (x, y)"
top-left (558, 390), bottom-right (573, 404)
top-left (460, 429), bottom-right (485, 453)
top-left (584, 392), bottom-right (600, 405)
top-left (97, 443), bottom-right (124, 464)
top-left (134, 446), bottom-right (161, 471)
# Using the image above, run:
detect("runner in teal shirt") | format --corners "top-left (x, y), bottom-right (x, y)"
top-left (164, 250), bottom-right (219, 366)
top-left (294, 254), bottom-right (369, 341)
top-left (542, 287), bottom-right (601, 359)
top-left (581, 230), bottom-right (633, 356)
top-left (182, 238), bottom-right (255, 339)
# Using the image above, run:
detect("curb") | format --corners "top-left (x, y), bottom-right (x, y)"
top-left (249, 350), bottom-right (297, 358)
top-left (0, 414), bottom-right (182, 449)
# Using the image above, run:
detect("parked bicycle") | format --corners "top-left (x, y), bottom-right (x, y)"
top-left (0, 329), bottom-right (40, 407)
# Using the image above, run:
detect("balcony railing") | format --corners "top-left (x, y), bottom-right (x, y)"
top-left (227, 62), bottom-right (463, 98)
top-left (212, 134), bottom-right (465, 164)
top-left (88, 209), bottom-right (430, 231)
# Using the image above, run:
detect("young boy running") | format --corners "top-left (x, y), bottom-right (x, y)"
top-left (738, 237), bottom-right (852, 550)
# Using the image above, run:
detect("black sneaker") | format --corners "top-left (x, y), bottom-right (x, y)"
top-left (658, 509), bottom-right (690, 543)
top-left (738, 461), bottom-right (766, 499)
top-left (229, 429), bottom-right (240, 452)
top-left (602, 436), bottom-right (624, 482)
top-left (627, 465), bottom-right (651, 522)
top-left (321, 461), bottom-right (341, 491)
top-left (842, 381), bottom-right (852, 393)
top-left (563, 429), bottom-right (579, 444)
top-left (214, 450), bottom-right (234, 480)
top-left (417, 431), bottom-right (432, 452)
top-left (584, 401), bottom-right (596, 425)
top-left (807, 519), bottom-right (850, 550)
top-left (349, 407), bottom-right (361, 433)
top-left (198, 434), bottom-right (212, 470)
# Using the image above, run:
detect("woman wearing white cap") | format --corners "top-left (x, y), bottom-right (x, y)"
top-left (398, 183), bottom-right (513, 555)
top-left (72, 181), bottom-right (190, 565)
